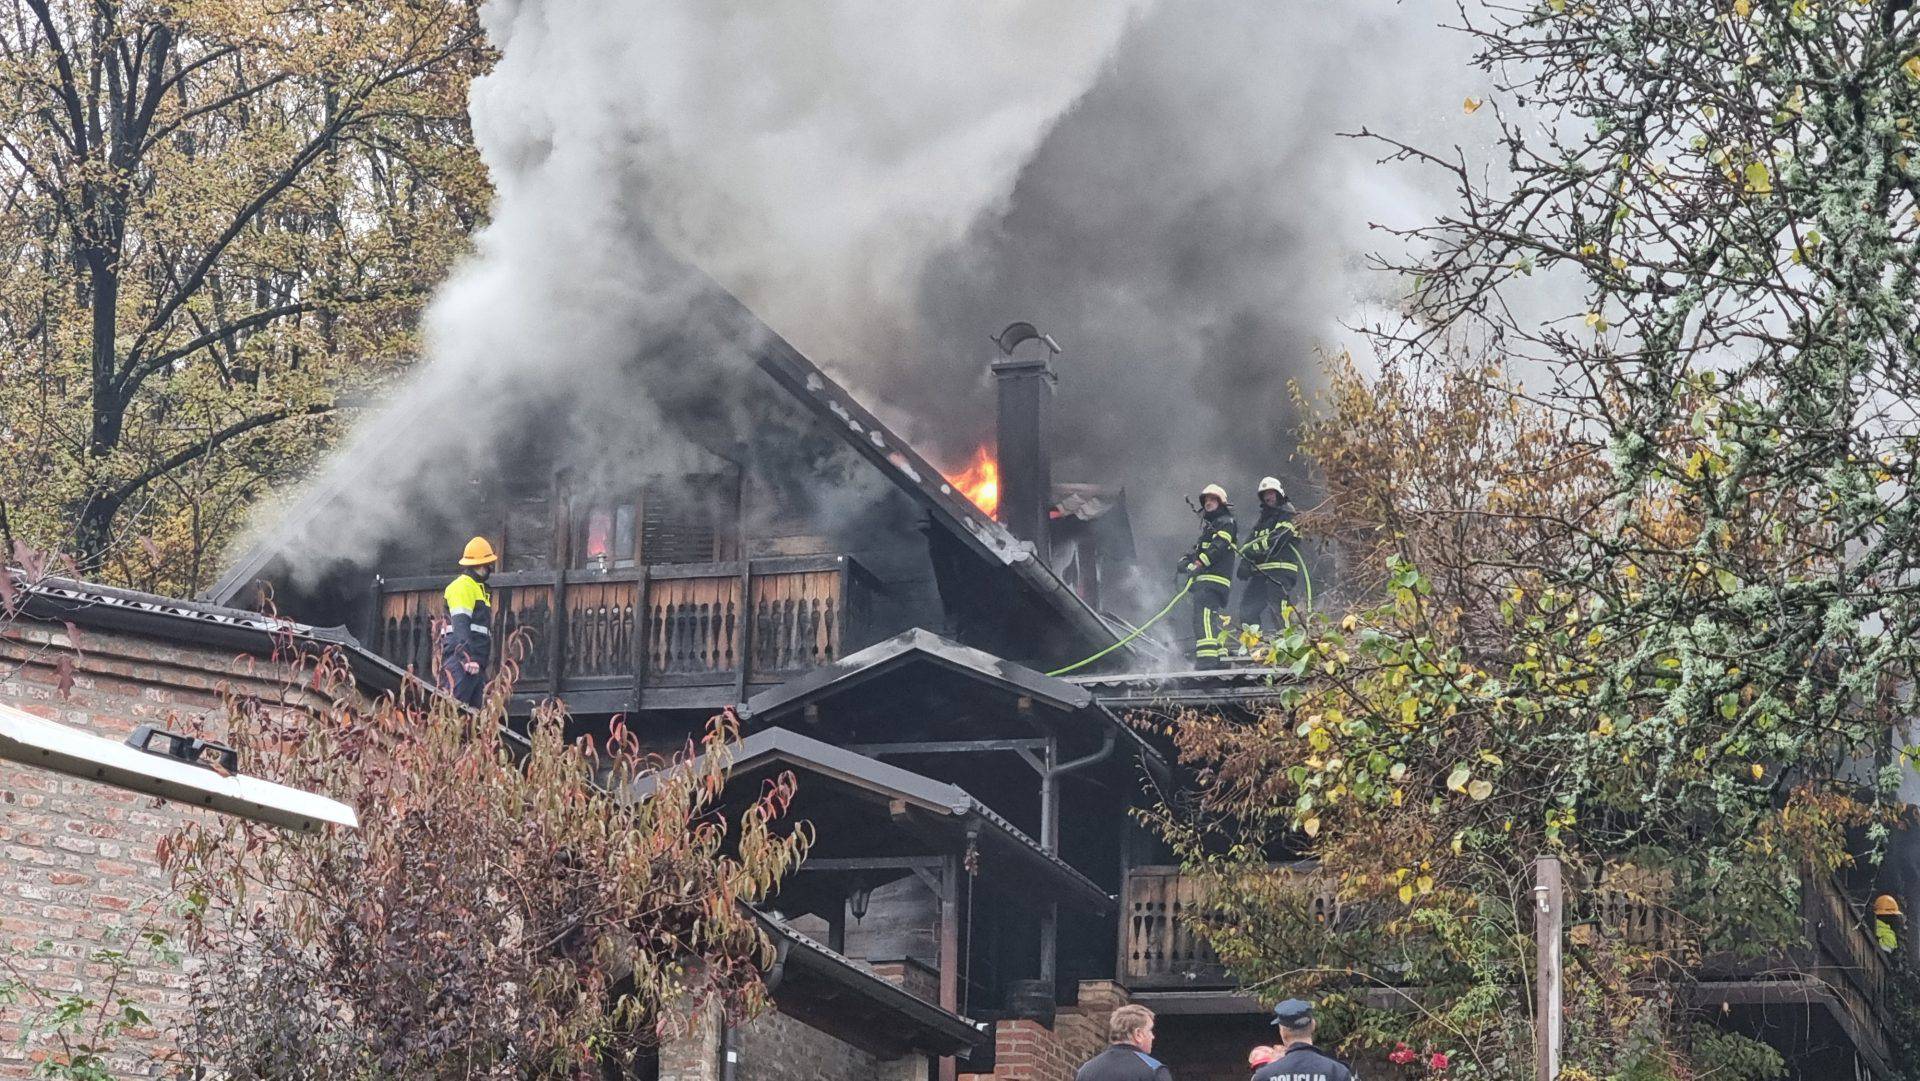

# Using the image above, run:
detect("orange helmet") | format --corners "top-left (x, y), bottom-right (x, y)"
top-left (458, 536), bottom-right (499, 567)
top-left (1874, 894), bottom-right (1904, 919)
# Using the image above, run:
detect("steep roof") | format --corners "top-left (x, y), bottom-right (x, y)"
top-left (206, 275), bottom-right (1130, 660)
top-left (747, 329), bottom-right (1126, 654)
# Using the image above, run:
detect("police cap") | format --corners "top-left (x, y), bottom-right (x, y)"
top-left (1271, 998), bottom-right (1315, 1027)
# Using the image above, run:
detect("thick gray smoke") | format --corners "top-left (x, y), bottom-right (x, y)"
top-left (238, 0), bottom-right (1486, 598)
top-left (890, 3), bottom-right (1484, 560)
top-left (245, 0), bottom-right (1150, 579)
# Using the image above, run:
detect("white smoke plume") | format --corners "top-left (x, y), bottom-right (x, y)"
top-left (237, 1), bottom-right (1494, 604)
top-left (247, 0), bottom-right (1150, 579)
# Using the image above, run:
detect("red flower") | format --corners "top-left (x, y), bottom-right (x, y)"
top-left (1388, 1043), bottom-right (1416, 1065)
top-left (1428, 1051), bottom-right (1451, 1071)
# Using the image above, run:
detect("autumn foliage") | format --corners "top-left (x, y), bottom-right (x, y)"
top-left (161, 648), bottom-right (808, 1078)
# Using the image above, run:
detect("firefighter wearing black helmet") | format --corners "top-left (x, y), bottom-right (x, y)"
top-left (1236, 476), bottom-right (1300, 646)
top-left (1178, 484), bottom-right (1237, 670)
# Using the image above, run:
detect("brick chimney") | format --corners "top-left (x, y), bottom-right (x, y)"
top-left (992, 327), bottom-right (1056, 565)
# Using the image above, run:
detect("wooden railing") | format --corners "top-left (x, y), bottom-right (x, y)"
top-left (372, 554), bottom-right (872, 698)
top-left (1120, 865), bottom-right (1343, 989)
top-left (1120, 863), bottom-right (1896, 1020)
top-left (1121, 866), bottom-right (1227, 988)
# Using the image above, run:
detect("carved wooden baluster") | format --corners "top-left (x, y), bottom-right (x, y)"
top-left (648, 599), bottom-right (665, 675)
top-left (669, 596), bottom-right (683, 673)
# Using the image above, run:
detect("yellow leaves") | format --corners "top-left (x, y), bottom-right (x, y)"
top-left (1400, 697), bottom-right (1420, 727)
top-left (1308, 726), bottom-right (1333, 753)
top-left (1583, 311), bottom-right (1609, 332)
top-left (1467, 779), bottom-right (1494, 801)
top-left (1596, 716), bottom-right (1616, 737)
top-left (1399, 882), bottom-right (1415, 903)
top-left (1907, 56), bottom-right (1920, 80)
top-left (1303, 816), bottom-right (1322, 838)
top-left (1733, 0), bottom-right (1751, 16)
top-left (1751, 762), bottom-right (1766, 780)
top-left (1416, 874), bottom-right (1435, 894)
top-left (1463, 97), bottom-right (1483, 114)
top-left (1743, 160), bottom-right (1772, 195)
top-left (1446, 766), bottom-right (1471, 793)
top-left (1609, 254), bottom-right (1628, 272)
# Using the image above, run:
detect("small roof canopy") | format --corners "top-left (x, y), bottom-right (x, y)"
top-left (631, 726), bottom-right (1112, 915)
top-left (741, 629), bottom-right (1165, 780)
top-left (753, 910), bottom-right (987, 1058)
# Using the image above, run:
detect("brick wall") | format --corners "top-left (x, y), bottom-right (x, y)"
top-left (734, 1006), bottom-right (880, 1079)
top-left (0, 617), bottom-right (344, 1079)
top-left (658, 998), bottom-right (929, 1081)
top-left (960, 979), bottom-right (1131, 1081)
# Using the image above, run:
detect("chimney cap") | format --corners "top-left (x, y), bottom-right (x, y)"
top-left (991, 321), bottom-right (1061, 357)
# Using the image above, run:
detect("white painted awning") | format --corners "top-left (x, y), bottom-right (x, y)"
top-left (0, 701), bottom-right (356, 832)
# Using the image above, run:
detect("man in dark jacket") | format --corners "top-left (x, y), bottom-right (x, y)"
top-left (1178, 484), bottom-right (1237, 670)
top-left (1236, 476), bottom-right (1300, 646)
top-left (1252, 999), bottom-right (1354, 1081)
top-left (1077, 1004), bottom-right (1172, 1080)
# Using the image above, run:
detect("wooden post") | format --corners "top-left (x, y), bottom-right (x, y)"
top-left (1534, 855), bottom-right (1563, 1081)
top-left (732, 466), bottom-right (750, 703)
top-left (1038, 734), bottom-right (1060, 986)
top-left (549, 472), bottom-right (572, 697)
top-left (826, 898), bottom-right (847, 956)
top-left (939, 854), bottom-right (961, 1081)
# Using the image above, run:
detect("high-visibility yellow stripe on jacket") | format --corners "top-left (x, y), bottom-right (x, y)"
top-left (1183, 508), bottom-right (1238, 583)
top-left (443, 572), bottom-right (493, 656)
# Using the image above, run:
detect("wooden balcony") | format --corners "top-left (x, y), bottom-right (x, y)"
top-left (1119, 863), bottom-right (1896, 1023)
top-left (370, 554), bottom-right (877, 712)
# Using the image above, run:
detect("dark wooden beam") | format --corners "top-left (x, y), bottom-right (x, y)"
top-left (843, 738), bottom-right (1050, 758)
top-left (798, 856), bottom-right (947, 873)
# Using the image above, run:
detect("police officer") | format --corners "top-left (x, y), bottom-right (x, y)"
top-left (1178, 483), bottom-right (1237, 670)
top-left (1076, 1004), bottom-right (1173, 1080)
top-left (1235, 476), bottom-right (1300, 644)
top-left (440, 536), bottom-right (498, 708)
top-left (1251, 999), bottom-right (1354, 1081)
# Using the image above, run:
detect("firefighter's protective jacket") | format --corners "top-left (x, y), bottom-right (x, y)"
top-left (1180, 505), bottom-right (1238, 588)
top-left (1238, 502), bottom-right (1299, 581)
top-left (442, 571), bottom-right (493, 664)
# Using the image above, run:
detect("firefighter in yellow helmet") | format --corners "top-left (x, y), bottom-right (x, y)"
top-left (1874, 894), bottom-right (1904, 954)
top-left (1177, 484), bottom-right (1237, 669)
top-left (441, 536), bottom-right (498, 707)
top-left (1235, 476), bottom-right (1300, 648)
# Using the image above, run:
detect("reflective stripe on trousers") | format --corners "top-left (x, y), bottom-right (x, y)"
top-left (1190, 581), bottom-right (1231, 660)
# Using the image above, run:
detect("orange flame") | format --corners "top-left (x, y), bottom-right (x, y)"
top-left (947, 445), bottom-right (1000, 518)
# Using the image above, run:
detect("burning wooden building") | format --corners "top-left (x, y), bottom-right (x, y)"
top-left (202, 273), bottom-right (1905, 1081)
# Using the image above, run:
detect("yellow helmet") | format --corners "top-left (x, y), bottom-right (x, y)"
top-left (1199, 483), bottom-right (1229, 503)
top-left (458, 536), bottom-right (499, 567)
top-left (1874, 894), bottom-right (1904, 919)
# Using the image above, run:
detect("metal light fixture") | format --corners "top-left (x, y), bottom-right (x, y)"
top-left (849, 885), bottom-right (874, 921)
